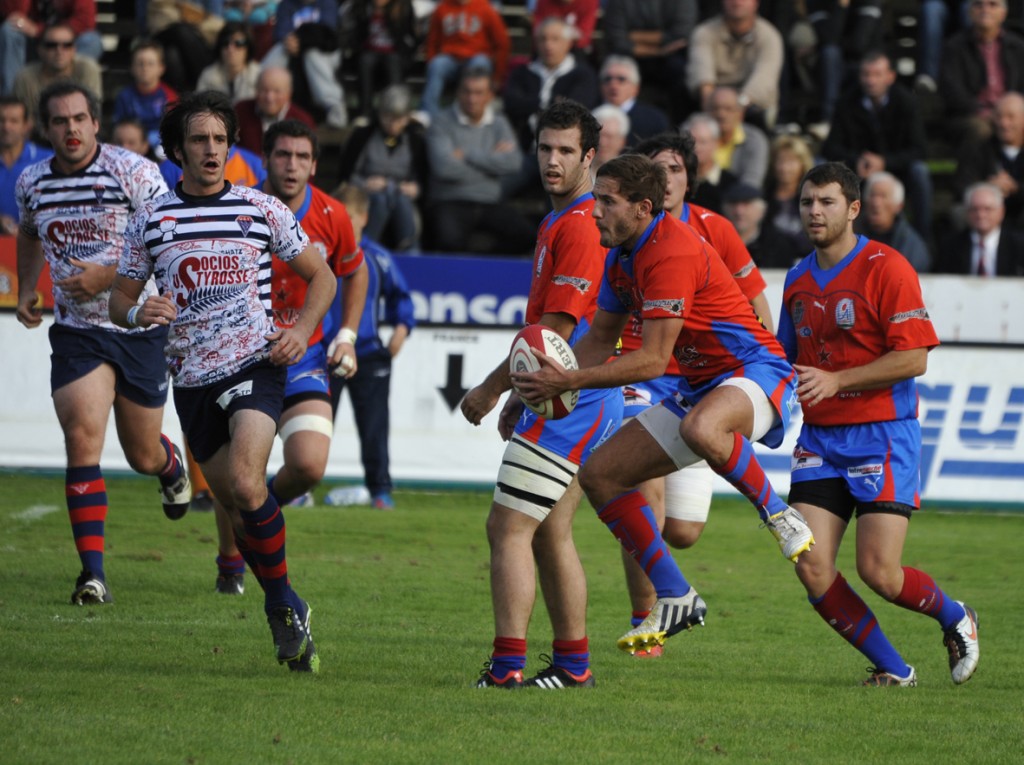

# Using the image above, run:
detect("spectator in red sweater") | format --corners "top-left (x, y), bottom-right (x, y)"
top-left (421, 0), bottom-right (510, 118)
top-left (1, 0), bottom-right (102, 95)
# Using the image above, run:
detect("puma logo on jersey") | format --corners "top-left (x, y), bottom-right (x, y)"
top-left (813, 300), bottom-right (827, 312)
top-left (869, 252), bottom-right (886, 260)
top-left (571, 210), bottom-right (587, 216)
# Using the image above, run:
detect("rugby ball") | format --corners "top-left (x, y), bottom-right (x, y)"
top-left (509, 325), bottom-right (579, 420)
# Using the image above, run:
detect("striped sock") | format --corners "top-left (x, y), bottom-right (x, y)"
top-left (233, 535), bottom-right (265, 592)
top-left (216, 553), bottom-right (246, 578)
top-left (597, 491), bottom-right (689, 597)
top-left (894, 566), bottom-right (966, 630)
top-left (631, 609), bottom-right (651, 628)
top-left (66, 465), bottom-right (107, 579)
top-left (157, 435), bottom-right (183, 485)
top-left (712, 431), bottom-right (788, 521)
top-left (240, 494), bottom-right (292, 611)
top-left (811, 572), bottom-right (910, 677)
top-left (490, 636), bottom-right (527, 678)
top-left (552, 637), bottom-right (589, 676)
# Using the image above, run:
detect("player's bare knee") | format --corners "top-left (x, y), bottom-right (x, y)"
top-left (663, 521), bottom-right (702, 549)
top-left (857, 562), bottom-right (903, 601)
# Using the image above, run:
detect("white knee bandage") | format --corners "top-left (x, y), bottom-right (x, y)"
top-left (664, 462), bottom-right (714, 522)
top-left (493, 436), bottom-right (578, 522)
top-left (278, 414), bottom-right (333, 443)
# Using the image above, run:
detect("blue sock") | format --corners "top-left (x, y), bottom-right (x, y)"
top-left (598, 491), bottom-right (689, 598)
top-left (552, 638), bottom-right (589, 676)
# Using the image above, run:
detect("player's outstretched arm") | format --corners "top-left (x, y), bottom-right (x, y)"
top-left (515, 313), bottom-right (679, 402)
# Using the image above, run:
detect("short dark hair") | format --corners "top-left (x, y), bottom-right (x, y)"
top-left (0, 95), bottom-right (29, 121)
top-left (535, 99), bottom-right (601, 157)
top-left (160, 90), bottom-right (238, 168)
top-left (216, 22), bottom-right (252, 56)
top-left (130, 37), bottom-right (165, 63)
top-left (262, 119), bottom-right (320, 160)
top-left (634, 131), bottom-right (699, 199)
top-left (38, 81), bottom-right (101, 126)
top-left (802, 161), bottom-right (861, 205)
top-left (596, 153), bottom-right (666, 215)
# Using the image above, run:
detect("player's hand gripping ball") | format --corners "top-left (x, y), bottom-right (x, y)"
top-left (509, 325), bottom-right (579, 419)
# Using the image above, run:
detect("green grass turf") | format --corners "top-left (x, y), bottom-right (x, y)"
top-left (1, 472), bottom-right (1022, 764)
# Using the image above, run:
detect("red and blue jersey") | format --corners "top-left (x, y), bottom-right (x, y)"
top-left (681, 201), bottom-right (765, 301)
top-left (516, 191), bottom-right (622, 462)
top-left (778, 235), bottom-right (939, 427)
top-left (619, 201), bottom-right (768, 368)
top-left (598, 211), bottom-right (788, 396)
top-left (525, 192), bottom-right (604, 346)
top-left (270, 183), bottom-right (363, 346)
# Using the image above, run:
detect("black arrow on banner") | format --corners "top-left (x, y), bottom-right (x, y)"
top-left (438, 353), bottom-right (470, 412)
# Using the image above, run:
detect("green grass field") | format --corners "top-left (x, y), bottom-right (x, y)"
top-left (1, 471), bottom-right (1022, 765)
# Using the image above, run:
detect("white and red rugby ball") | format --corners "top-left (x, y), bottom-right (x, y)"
top-left (509, 325), bottom-right (579, 420)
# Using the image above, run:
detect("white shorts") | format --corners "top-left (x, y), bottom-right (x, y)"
top-left (635, 376), bottom-right (778, 470)
top-left (493, 435), bottom-right (579, 522)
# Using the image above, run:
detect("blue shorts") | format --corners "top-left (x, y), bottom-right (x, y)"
top-left (49, 323), bottom-right (170, 407)
top-left (788, 420), bottom-right (922, 517)
top-left (514, 387), bottom-right (623, 466)
top-left (623, 375), bottom-right (678, 419)
top-left (173, 360), bottom-right (287, 462)
top-left (284, 343), bottom-right (330, 406)
top-left (671, 358), bottom-right (797, 449)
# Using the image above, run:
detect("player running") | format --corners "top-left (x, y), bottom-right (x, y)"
top-left (15, 81), bottom-right (190, 606)
top-left (110, 91), bottom-right (335, 672)
top-left (780, 161), bottom-right (979, 686)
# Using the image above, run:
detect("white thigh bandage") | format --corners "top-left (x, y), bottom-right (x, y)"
top-left (635, 403), bottom-right (703, 470)
top-left (718, 376), bottom-right (778, 443)
top-left (493, 436), bottom-right (578, 522)
top-left (278, 414), bottom-right (334, 443)
top-left (664, 462), bottom-right (713, 522)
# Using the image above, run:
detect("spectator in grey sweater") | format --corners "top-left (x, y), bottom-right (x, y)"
top-left (424, 67), bottom-right (536, 255)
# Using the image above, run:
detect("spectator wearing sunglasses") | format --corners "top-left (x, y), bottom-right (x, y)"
top-left (0, 0), bottom-right (103, 95)
top-left (197, 22), bottom-right (262, 104)
top-left (12, 23), bottom-right (101, 132)
top-left (597, 55), bottom-right (669, 145)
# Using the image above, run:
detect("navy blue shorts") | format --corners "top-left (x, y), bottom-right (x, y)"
top-left (49, 323), bottom-right (170, 407)
top-left (173, 360), bottom-right (287, 462)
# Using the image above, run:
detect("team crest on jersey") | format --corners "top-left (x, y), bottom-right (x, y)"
top-left (551, 274), bottom-right (591, 294)
top-left (535, 245), bottom-right (546, 277)
top-left (93, 184), bottom-right (105, 204)
top-left (792, 299), bottom-right (804, 324)
top-left (643, 297), bottom-right (684, 315)
top-left (835, 298), bottom-right (855, 329)
top-left (159, 216), bottom-right (177, 242)
top-left (236, 215), bottom-right (254, 236)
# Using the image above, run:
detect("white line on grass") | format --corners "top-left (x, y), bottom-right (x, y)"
top-left (12, 505), bottom-right (60, 521)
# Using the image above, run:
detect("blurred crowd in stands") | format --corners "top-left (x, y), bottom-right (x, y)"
top-left (3, 0), bottom-right (1024, 275)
